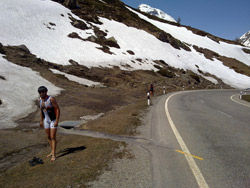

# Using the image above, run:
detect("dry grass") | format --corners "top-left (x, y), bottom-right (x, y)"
top-left (0, 98), bottom-right (147, 188)
top-left (192, 45), bottom-right (250, 79)
top-left (242, 95), bottom-right (250, 102)
top-left (0, 133), bottom-right (124, 188)
top-left (218, 56), bottom-right (250, 77)
top-left (0, 97), bottom-right (146, 188)
top-left (81, 99), bottom-right (147, 136)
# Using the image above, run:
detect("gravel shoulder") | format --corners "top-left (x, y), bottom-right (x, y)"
top-left (88, 98), bottom-right (155, 188)
top-left (88, 144), bottom-right (153, 188)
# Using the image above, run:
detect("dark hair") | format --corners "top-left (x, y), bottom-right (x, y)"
top-left (38, 86), bottom-right (48, 93)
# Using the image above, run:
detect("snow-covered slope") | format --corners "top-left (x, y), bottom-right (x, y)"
top-left (240, 30), bottom-right (250, 47)
top-left (138, 4), bottom-right (177, 23)
top-left (1, 0), bottom-right (250, 128)
top-left (128, 7), bottom-right (250, 66)
top-left (0, 55), bottom-right (62, 128)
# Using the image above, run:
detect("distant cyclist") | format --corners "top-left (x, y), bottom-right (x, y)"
top-left (38, 86), bottom-right (60, 162)
top-left (150, 84), bottom-right (154, 97)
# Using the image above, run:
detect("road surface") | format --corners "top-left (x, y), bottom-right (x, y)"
top-left (149, 89), bottom-right (250, 188)
top-left (60, 89), bottom-right (250, 188)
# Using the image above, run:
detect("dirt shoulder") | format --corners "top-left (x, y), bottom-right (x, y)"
top-left (0, 99), bottom-right (148, 188)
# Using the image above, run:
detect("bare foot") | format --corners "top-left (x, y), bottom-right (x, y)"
top-left (51, 155), bottom-right (56, 162)
top-left (46, 153), bottom-right (52, 158)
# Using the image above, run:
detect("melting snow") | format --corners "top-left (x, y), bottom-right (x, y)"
top-left (0, 0), bottom-right (250, 128)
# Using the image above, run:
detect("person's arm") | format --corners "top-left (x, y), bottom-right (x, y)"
top-left (50, 97), bottom-right (60, 127)
top-left (40, 108), bottom-right (44, 128)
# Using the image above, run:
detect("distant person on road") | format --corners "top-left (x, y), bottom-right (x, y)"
top-left (38, 86), bottom-right (60, 162)
top-left (150, 84), bottom-right (154, 97)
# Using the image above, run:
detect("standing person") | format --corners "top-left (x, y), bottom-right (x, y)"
top-left (150, 84), bottom-right (154, 97)
top-left (38, 86), bottom-right (60, 162)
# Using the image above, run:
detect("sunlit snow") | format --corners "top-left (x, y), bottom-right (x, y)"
top-left (0, 56), bottom-right (62, 128)
top-left (138, 4), bottom-right (177, 23)
top-left (50, 69), bottom-right (103, 87)
top-left (0, 0), bottom-right (250, 128)
top-left (127, 7), bottom-right (250, 66)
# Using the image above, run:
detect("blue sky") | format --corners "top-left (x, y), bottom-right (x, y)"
top-left (121, 0), bottom-right (250, 40)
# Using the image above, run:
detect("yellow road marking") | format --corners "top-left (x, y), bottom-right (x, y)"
top-left (176, 150), bottom-right (204, 160)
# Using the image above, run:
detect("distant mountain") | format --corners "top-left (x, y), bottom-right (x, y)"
top-left (138, 4), bottom-right (176, 23)
top-left (1, 0), bottom-right (250, 128)
top-left (239, 30), bottom-right (250, 47)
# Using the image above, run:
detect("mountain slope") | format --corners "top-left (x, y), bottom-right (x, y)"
top-left (1, 0), bottom-right (250, 128)
top-left (239, 30), bottom-right (250, 47)
top-left (1, 0), bottom-right (249, 79)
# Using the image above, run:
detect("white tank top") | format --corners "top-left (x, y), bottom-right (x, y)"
top-left (40, 96), bottom-right (56, 121)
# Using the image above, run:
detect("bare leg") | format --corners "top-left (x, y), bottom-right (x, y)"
top-left (45, 129), bottom-right (52, 157)
top-left (50, 128), bottom-right (57, 161)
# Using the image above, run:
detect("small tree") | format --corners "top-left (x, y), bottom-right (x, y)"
top-left (177, 17), bottom-right (181, 24)
top-left (235, 37), bottom-right (241, 43)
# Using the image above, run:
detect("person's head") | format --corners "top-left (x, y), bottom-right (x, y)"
top-left (38, 86), bottom-right (48, 98)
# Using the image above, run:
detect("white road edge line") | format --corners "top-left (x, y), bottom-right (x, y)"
top-left (231, 95), bottom-right (250, 108)
top-left (165, 93), bottom-right (209, 188)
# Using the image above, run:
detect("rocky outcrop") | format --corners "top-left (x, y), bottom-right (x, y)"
top-left (0, 43), bottom-right (5, 54)
top-left (64, 0), bottom-right (77, 9)
top-left (239, 31), bottom-right (250, 47)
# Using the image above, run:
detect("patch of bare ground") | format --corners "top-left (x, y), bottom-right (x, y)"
top-left (193, 45), bottom-right (250, 78)
top-left (218, 56), bottom-right (250, 77)
top-left (0, 133), bottom-right (125, 188)
top-left (193, 45), bottom-right (219, 60)
top-left (81, 99), bottom-right (146, 136)
top-left (0, 43), bottom-right (226, 187)
top-left (0, 129), bottom-right (47, 173)
top-left (242, 95), bottom-right (250, 102)
top-left (242, 48), bottom-right (250, 55)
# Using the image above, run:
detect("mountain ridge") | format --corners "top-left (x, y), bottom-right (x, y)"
top-left (1, 0), bottom-right (250, 87)
top-left (240, 30), bottom-right (250, 47)
top-left (1, 0), bottom-right (250, 128)
top-left (138, 3), bottom-right (177, 23)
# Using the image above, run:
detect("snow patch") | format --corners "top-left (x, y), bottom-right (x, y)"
top-left (0, 56), bottom-right (62, 129)
top-left (50, 68), bottom-right (103, 87)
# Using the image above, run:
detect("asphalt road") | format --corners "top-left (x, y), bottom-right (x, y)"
top-left (149, 89), bottom-right (250, 188)
top-left (59, 89), bottom-right (250, 188)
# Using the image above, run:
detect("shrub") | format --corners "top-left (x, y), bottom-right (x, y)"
top-left (242, 95), bottom-right (250, 102)
top-left (158, 69), bottom-right (174, 78)
top-left (243, 48), bottom-right (250, 54)
top-left (127, 50), bottom-right (134, 55)
top-left (0, 75), bottom-right (5, 80)
top-left (154, 64), bottom-right (162, 70)
top-left (190, 73), bottom-right (200, 83)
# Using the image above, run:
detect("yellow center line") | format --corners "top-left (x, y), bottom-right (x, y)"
top-left (176, 150), bottom-right (204, 160)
